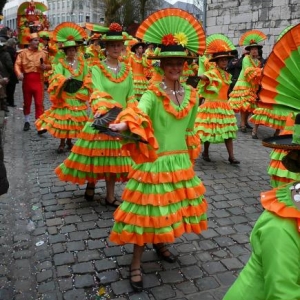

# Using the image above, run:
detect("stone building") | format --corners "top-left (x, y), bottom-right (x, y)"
top-left (205, 0), bottom-right (299, 55)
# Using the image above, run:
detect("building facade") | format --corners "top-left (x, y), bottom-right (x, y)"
top-left (205, 0), bottom-right (299, 55)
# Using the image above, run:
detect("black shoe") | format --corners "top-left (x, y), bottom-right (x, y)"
top-left (3, 107), bottom-right (9, 112)
top-left (7, 104), bottom-right (16, 107)
top-left (38, 129), bottom-right (47, 135)
top-left (228, 157), bottom-right (240, 164)
top-left (240, 126), bottom-right (247, 133)
top-left (252, 131), bottom-right (258, 139)
top-left (23, 122), bottom-right (30, 131)
top-left (153, 244), bottom-right (177, 263)
top-left (129, 267), bottom-right (143, 292)
top-left (84, 185), bottom-right (95, 201)
top-left (245, 123), bottom-right (253, 129)
top-left (202, 153), bottom-right (211, 162)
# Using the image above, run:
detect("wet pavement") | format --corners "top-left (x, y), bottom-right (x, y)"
top-left (0, 85), bottom-right (273, 300)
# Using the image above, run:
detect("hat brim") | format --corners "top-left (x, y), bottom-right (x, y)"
top-left (209, 54), bottom-right (234, 62)
top-left (245, 44), bottom-right (263, 50)
top-left (148, 55), bottom-right (196, 60)
top-left (131, 42), bottom-right (146, 52)
top-left (262, 134), bottom-right (300, 150)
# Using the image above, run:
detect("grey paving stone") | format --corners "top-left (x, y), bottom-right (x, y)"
top-left (58, 278), bottom-right (73, 291)
top-left (77, 221), bottom-right (96, 231)
top-left (74, 274), bottom-right (94, 288)
top-left (49, 234), bottom-right (67, 244)
top-left (202, 261), bottom-right (227, 275)
top-left (60, 225), bottom-right (76, 234)
top-left (64, 215), bottom-right (82, 224)
top-left (104, 246), bottom-right (123, 257)
top-left (159, 270), bottom-right (184, 284)
top-left (72, 262), bottom-right (94, 274)
top-left (142, 262), bottom-right (162, 274)
top-left (216, 271), bottom-right (237, 286)
top-left (94, 258), bottom-right (117, 272)
top-left (38, 281), bottom-right (56, 293)
top-left (69, 231), bottom-right (89, 241)
top-left (111, 279), bottom-right (133, 295)
top-left (221, 257), bottom-right (244, 270)
top-left (87, 239), bottom-right (106, 250)
top-left (213, 237), bottom-right (236, 247)
top-left (143, 273), bottom-right (161, 289)
top-left (63, 289), bottom-right (86, 300)
top-left (150, 285), bottom-right (176, 300)
top-left (129, 292), bottom-right (151, 300)
top-left (176, 281), bottom-right (199, 295)
top-left (56, 265), bottom-right (71, 277)
top-left (181, 265), bottom-right (203, 280)
top-left (89, 228), bottom-right (109, 239)
top-left (77, 250), bottom-right (100, 262)
top-left (66, 241), bottom-right (86, 252)
top-left (52, 243), bottom-right (65, 254)
top-left (96, 270), bottom-right (120, 284)
top-left (37, 270), bottom-right (53, 283)
top-left (54, 253), bottom-right (75, 266)
top-left (194, 276), bottom-right (220, 291)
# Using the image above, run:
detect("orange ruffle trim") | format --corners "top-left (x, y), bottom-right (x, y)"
top-left (110, 220), bottom-right (208, 246)
top-left (261, 189), bottom-right (300, 220)
top-left (116, 106), bottom-right (159, 164)
top-left (123, 183), bottom-right (206, 206)
top-left (114, 200), bottom-right (208, 229)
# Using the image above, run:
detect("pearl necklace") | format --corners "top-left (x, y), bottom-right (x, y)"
top-left (104, 59), bottom-right (119, 73)
top-left (161, 81), bottom-right (184, 96)
top-left (67, 59), bottom-right (76, 67)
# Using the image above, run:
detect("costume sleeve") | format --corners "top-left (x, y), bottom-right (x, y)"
top-left (76, 61), bottom-right (91, 102)
top-left (114, 90), bottom-right (159, 164)
top-left (197, 69), bottom-right (222, 99)
top-left (259, 214), bottom-right (300, 300)
top-left (14, 51), bottom-right (23, 77)
top-left (243, 56), bottom-right (262, 85)
top-left (47, 62), bottom-right (67, 106)
top-left (185, 88), bottom-right (201, 163)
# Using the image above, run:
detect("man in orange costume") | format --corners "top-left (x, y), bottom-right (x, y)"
top-left (15, 32), bottom-right (51, 133)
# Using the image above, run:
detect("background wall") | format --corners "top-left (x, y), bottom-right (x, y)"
top-left (206, 0), bottom-right (299, 56)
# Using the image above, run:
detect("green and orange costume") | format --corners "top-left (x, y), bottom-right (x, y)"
top-left (229, 30), bottom-right (266, 113)
top-left (196, 34), bottom-right (238, 143)
top-left (223, 182), bottom-right (300, 300)
top-left (109, 8), bottom-right (208, 246)
top-left (55, 59), bottom-right (137, 184)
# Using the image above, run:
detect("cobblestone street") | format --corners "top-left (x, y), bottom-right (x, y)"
top-left (0, 85), bottom-right (273, 300)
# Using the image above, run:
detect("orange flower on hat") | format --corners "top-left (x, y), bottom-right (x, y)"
top-left (162, 34), bottom-right (176, 46)
top-left (109, 23), bottom-right (122, 32)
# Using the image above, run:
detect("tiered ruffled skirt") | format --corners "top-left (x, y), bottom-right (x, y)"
top-left (55, 115), bottom-right (133, 184)
top-left (195, 100), bottom-right (238, 143)
top-left (110, 152), bottom-right (208, 246)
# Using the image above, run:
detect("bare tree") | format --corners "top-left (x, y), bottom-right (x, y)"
top-left (101, 0), bottom-right (127, 25)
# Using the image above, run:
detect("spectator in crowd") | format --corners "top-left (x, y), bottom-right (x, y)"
top-left (5, 38), bottom-right (18, 107)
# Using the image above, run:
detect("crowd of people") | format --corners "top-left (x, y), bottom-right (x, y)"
top-left (1, 7), bottom-right (300, 298)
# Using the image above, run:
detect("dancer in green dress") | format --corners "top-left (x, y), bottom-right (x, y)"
top-left (55, 23), bottom-right (136, 204)
top-left (108, 8), bottom-right (208, 292)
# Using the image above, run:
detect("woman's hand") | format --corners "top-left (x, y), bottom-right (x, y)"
top-left (109, 122), bottom-right (128, 132)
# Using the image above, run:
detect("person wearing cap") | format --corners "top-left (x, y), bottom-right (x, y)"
top-left (55, 22), bottom-right (136, 205)
top-left (35, 22), bottom-right (89, 153)
top-left (129, 39), bottom-right (149, 100)
top-left (14, 32), bottom-right (51, 132)
top-left (223, 114), bottom-right (300, 300)
top-left (228, 30), bottom-right (267, 138)
top-left (108, 8), bottom-right (208, 292)
top-left (196, 34), bottom-right (240, 164)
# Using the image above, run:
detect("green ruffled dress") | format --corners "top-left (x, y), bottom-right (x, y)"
top-left (55, 61), bottom-right (137, 184)
top-left (110, 84), bottom-right (208, 246)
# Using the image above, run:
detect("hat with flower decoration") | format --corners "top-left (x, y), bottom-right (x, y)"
top-left (89, 33), bottom-right (102, 41)
top-left (239, 29), bottom-right (267, 50)
top-left (205, 34), bottom-right (236, 62)
top-left (38, 30), bottom-right (52, 40)
top-left (52, 22), bottom-right (88, 47)
top-left (135, 8), bottom-right (205, 59)
top-left (101, 23), bottom-right (132, 42)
